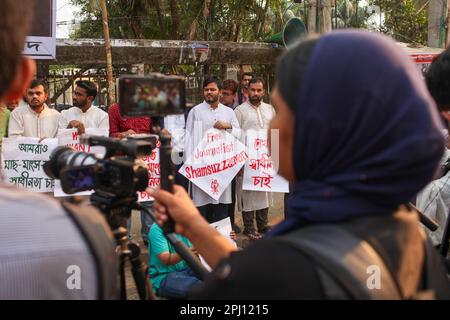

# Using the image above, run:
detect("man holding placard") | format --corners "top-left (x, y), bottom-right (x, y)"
top-left (184, 77), bottom-right (241, 223)
top-left (58, 80), bottom-right (109, 134)
top-left (235, 78), bottom-right (276, 240)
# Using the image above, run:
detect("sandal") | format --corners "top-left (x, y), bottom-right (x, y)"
top-left (244, 231), bottom-right (263, 241)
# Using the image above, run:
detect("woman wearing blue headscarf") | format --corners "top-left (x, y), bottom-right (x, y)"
top-left (151, 31), bottom-right (450, 299)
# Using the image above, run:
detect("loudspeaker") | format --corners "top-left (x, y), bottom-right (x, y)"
top-left (265, 17), bottom-right (307, 48)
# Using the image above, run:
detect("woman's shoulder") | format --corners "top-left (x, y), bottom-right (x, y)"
top-left (190, 238), bottom-right (323, 299)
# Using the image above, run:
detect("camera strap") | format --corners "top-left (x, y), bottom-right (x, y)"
top-left (61, 202), bottom-right (119, 300)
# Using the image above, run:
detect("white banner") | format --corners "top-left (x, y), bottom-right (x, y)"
top-left (23, 0), bottom-right (56, 60)
top-left (243, 130), bottom-right (289, 193)
top-left (180, 129), bottom-right (248, 200)
top-left (137, 138), bottom-right (161, 202)
top-left (1, 137), bottom-right (57, 192)
top-left (54, 128), bottom-right (108, 197)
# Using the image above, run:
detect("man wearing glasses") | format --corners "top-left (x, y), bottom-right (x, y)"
top-left (220, 79), bottom-right (239, 110)
top-left (58, 80), bottom-right (109, 134)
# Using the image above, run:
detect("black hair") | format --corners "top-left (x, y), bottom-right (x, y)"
top-left (426, 50), bottom-right (450, 111)
top-left (241, 72), bottom-right (254, 80)
top-left (203, 76), bottom-right (222, 89)
top-left (249, 77), bottom-right (265, 87)
top-left (29, 79), bottom-right (48, 93)
top-left (76, 80), bottom-right (98, 99)
top-left (276, 38), bottom-right (319, 111)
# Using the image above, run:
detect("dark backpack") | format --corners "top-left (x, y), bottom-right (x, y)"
top-left (276, 223), bottom-right (450, 299)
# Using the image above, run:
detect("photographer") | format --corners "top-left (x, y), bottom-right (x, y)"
top-left (151, 31), bottom-right (450, 299)
top-left (0, 0), bottom-right (117, 299)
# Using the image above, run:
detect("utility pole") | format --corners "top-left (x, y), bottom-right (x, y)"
top-left (100, 0), bottom-right (115, 106)
top-left (446, 0), bottom-right (450, 47)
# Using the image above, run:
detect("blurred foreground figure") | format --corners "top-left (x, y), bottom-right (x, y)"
top-left (0, 0), bottom-right (117, 299)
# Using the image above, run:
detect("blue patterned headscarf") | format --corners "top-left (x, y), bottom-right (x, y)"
top-left (269, 31), bottom-right (444, 236)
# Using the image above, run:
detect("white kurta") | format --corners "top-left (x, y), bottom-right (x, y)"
top-left (416, 149), bottom-right (450, 246)
top-left (184, 101), bottom-right (240, 207)
top-left (8, 104), bottom-right (60, 138)
top-left (58, 106), bottom-right (109, 130)
top-left (235, 101), bottom-right (276, 212)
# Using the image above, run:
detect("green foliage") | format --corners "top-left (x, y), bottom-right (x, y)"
top-left (374, 0), bottom-right (428, 45)
top-left (70, 0), bottom-right (288, 42)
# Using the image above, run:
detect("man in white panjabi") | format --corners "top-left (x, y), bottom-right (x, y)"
top-left (58, 80), bottom-right (109, 134)
top-left (235, 77), bottom-right (276, 240)
top-left (184, 77), bottom-right (240, 223)
top-left (8, 79), bottom-right (60, 138)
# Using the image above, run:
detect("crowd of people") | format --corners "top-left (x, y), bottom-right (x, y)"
top-left (1, 0), bottom-right (450, 300)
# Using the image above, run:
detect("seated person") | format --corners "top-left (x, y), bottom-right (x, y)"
top-left (148, 223), bottom-right (202, 299)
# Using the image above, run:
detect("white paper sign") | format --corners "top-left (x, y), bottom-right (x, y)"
top-left (137, 138), bottom-right (161, 202)
top-left (243, 130), bottom-right (289, 193)
top-left (1, 137), bottom-right (57, 192)
top-left (57, 128), bottom-right (108, 156)
top-left (180, 129), bottom-right (248, 200)
top-left (54, 128), bottom-right (108, 197)
top-left (199, 217), bottom-right (237, 271)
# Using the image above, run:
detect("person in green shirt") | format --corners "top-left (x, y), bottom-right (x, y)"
top-left (148, 223), bottom-right (202, 299)
top-left (0, 105), bottom-right (10, 160)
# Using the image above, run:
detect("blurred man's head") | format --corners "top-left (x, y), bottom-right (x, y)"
top-left (426, 50), bottom-right (450, 122)
top-left (73, 80), bottom-right (97, 110)
top-left (220, 79), bottom-right (238, 108)
top-left (248, 77), bottom-right (265, 106)
top-left (26, 79), bottom-right (48, 112)
top-left (240, 72), bottom-right (253, 89)
top-left (0, 0), bottom-right (35, 106)
top-left (6, 97), bottom-right (21, 112)
top-left (203, 77), bottom-right (221, 104)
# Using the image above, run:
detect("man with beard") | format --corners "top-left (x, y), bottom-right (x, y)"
top-left (59, 80), bottom-right (109, 134)
top-left (184, 77), bottom-right (240, 223)
top-left (235, 78), bottom-right (276, 240)
top-left (9, 79), bottom-right (60, 138)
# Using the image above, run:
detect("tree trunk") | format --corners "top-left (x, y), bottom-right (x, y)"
top-left (153, 0), bottom-right (166, 38)
top-left (256, 0), bottom-right (270, 39)
top-left (169, 0), bottom-right (180, 39)
top-left (320, 0), bottom-right (333, 33)
top-left (308, 0), bottom-right (318, 33)
top-left (428, 0), bottom-right (445, 47)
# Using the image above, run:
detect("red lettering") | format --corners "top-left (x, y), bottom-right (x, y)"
top-left (207, 132), bottom-right (223, 143)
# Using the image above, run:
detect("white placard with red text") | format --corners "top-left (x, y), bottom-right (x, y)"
top-left (137, 138), bottom-right (161, 202)
top-left (54, 128), bottom-right (108, 197)
top-left (1, 137), bottom-right (57, 192)
top-left (242, 130), bottom-right (289, 193)
top-left (180, 129), bottom-right (248, 200)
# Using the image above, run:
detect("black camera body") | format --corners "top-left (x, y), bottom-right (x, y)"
top-left (44, 135), bottom-right (157, 197)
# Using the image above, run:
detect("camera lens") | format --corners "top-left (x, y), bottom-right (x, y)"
top-left (44, 146), bottom-right (98, 179)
